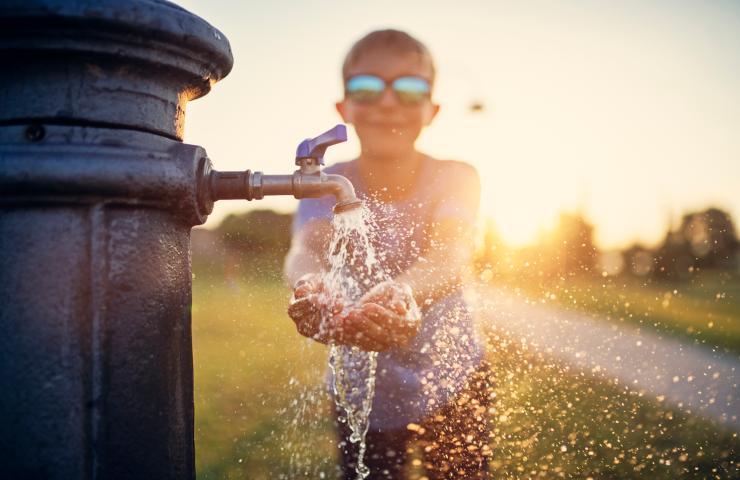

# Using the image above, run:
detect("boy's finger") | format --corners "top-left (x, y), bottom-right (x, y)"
top-left (351, 334), bottom-right (388, 352)
top-left (294, 276), bottom-right (316, 293)
top-left (309, 328), bottom-right (331, 344)
top-left (360, 303), bottom-right (402, 325)
top-left (331, 299), bottom-right (345, 315)
top-left (288, 303), bottom-right (310, 322)
top-left (343, 309), bottom-right (388, 346)
top-left (360, 283), bottom-right (394, 303)
top-left (288, 297), bottom-right (317, 315)
top-left (294, 276), bottom-right (310, 289)
top-left (294, 285), bottom-right (312, 299)
top-left (361, 303), bottom-right (419, 337)
top-left (341, 319), bottom-right (388, 352)
top-left (294, 312), bottom-right (319, 337)
top-left (359, 291), bottom-right (383, 304)
top-left (295, 319), bottom-right (317, 338)
top-left (389, 299), bottom-right (407, 315)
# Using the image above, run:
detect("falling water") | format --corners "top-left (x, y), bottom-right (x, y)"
top-left (321, 205), bottom-right (386, 479)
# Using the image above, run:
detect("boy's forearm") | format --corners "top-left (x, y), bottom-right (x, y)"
top-left (395, 251), bottom-right (470, 306)
top-left (283, 221), bottom-right (331, 286)
top-left (394, 217), bottom-right (476, 305)
top-left (283, 248), bottom-right (324, 286)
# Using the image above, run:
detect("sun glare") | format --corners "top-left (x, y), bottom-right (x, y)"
top-left (182, 0), bottom-right (740, 252)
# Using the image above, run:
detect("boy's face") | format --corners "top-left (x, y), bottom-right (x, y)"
top-left (336, 50), bottom-right (439, 160)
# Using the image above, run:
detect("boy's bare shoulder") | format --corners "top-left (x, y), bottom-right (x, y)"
top-left (426, 157), bottom-right (480, 183)
top-left (323, 159), bottom-right (357, 175)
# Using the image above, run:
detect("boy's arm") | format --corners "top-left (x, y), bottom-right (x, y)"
top-left (283, 219), bottom-right (331, 286)
top-left (396, 161), bottom-right (480, 304)
top-left (394, 216), bottom-right (475, 306)
top-left (284, 219), bottom-right (338, 344)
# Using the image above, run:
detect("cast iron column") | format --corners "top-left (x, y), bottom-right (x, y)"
top-left (0, 1), bottom-right (233, 478)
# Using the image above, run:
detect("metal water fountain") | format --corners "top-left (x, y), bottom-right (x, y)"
top-left (0, 1), bottom-right (358, 478)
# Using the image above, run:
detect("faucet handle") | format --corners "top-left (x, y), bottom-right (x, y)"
top-left (295, 124), bottom-right (347, 165)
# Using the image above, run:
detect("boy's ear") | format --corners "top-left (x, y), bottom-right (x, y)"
top-left (335, 100), bottom-right (351, 123)
top-left (423, 102), bottom-right (440, 126)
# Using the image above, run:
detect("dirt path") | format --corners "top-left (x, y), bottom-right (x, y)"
top-left (470, 286), bottom-right (739, 431)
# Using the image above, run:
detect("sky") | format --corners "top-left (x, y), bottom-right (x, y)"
top-left (177, 0), bottom-right (740, 249)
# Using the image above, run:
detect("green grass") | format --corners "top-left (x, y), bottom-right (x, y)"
top-left (484, 331), bottom-right (739, 479)
top-left (192, 270), bottom-right (738, 479)
top-left (192, 272), bottom-right (338, 479)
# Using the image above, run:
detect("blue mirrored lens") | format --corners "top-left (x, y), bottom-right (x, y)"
top-left (392, 76), bottom-right (430, 104)
top-left (345, 75), bottom-right (431, 104)
top-left (346, 75), bottom-right (385, 102)
top-left (392, 76), bottom-right (430, 94)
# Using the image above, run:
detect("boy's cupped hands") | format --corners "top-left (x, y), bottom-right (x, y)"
top-left (288, 275), bottom-right (420, 351)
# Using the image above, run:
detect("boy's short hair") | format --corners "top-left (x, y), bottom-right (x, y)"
top-left (342, 29), bottom-right (436, 84)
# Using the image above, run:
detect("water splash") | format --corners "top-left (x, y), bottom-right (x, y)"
top-left (322, 205), bottom-right (386, 479)
top-left (329, 346), bottom-right (377, 478)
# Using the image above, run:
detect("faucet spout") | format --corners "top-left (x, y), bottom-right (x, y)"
top-left (205, 168), bottom-right (362, 214)
top-left (326, 174), bottom-right (363, 213)
top-left (293, 172), bottom-right (362, 213)
top-left (200, 124), bottom-right (361, 215)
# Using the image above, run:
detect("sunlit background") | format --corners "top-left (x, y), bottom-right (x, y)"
top-left (177, 1), bottom-right (740, 478)
top-left (180, 0), bottom-right (739, 249)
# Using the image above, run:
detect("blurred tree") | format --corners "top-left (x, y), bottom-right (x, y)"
top-left (682, 208), bottom-right (738, 270)
top-left (654, 207), bottom-right (738, 279)
top-left (191, 209), bottom-right (294, 280)
top-left (474, 217), bottom-right (505, 275)
top-left (654, 229), bottom-right (694, 280)
top-left (622, 244), bottom-right (655, 278)
top-left (218, 209), bottom-right (293, 257)
top-left (544, 213), bottom-right (598, 277)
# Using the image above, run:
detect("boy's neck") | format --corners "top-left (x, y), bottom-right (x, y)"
top-left (357, 149), bottom-right (425, 202)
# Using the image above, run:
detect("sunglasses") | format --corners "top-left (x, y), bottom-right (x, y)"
top-left (345, 75), bottom-right (431, 105)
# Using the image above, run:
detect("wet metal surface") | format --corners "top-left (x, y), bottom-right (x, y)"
top-left (0, 1), bottom-right (233, 478)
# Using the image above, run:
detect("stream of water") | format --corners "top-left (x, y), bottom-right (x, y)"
top-left (322, 205), bottom-right (385, 479)
top-left (304, 206), bottom-right (388, 479)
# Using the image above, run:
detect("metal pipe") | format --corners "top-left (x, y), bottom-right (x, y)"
top-left (204, 125), bottom-right (363, 215)
top-left (206, 168), bottom-right (362, 214)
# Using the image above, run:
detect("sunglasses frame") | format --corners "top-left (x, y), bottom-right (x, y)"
top-left (344, 74), bottom-right (432, 105)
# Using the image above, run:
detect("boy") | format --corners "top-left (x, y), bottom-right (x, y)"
top-left (285, 29), bottom-right (490, 479)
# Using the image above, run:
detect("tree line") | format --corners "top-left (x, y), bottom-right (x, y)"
top-left (476, 207), bottom-right (738, 282)
top-left (191, 206), bottom-right (739, 283)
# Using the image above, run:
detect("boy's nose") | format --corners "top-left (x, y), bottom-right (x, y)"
top-left (377, 87), bottom-right (399, 107)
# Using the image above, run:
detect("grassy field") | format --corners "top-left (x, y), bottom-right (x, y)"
top-left (192, 271), bottom-right (738, 479)
top-left (484, 334), bottom-right (739, 479)
top-left (496, 272), bottom-right (740, 356)
top-left (192, 272), bottom-right (338, 479)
